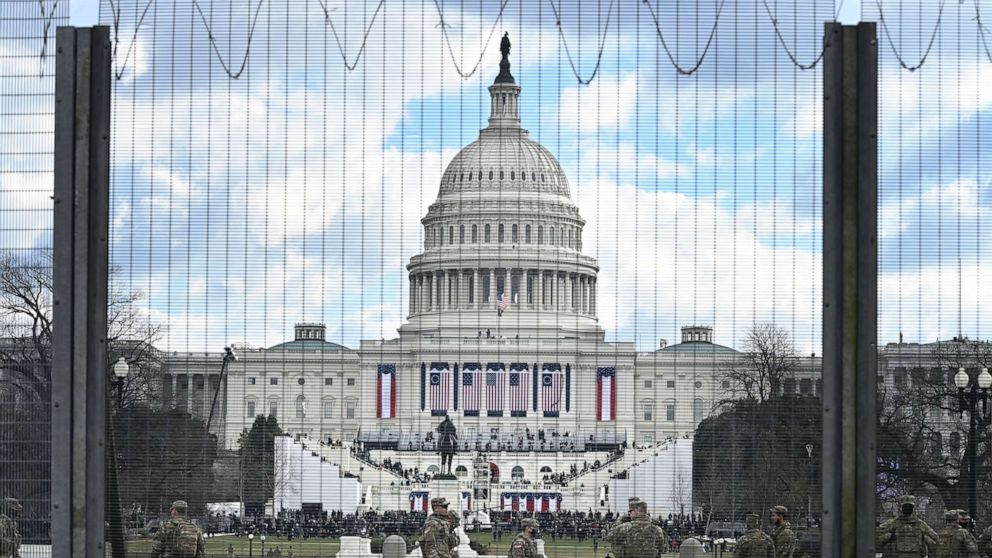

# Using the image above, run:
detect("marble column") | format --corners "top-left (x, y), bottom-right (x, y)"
top-left (171, 374), bottom-right (178, 409)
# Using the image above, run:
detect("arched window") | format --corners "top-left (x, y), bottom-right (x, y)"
top-left (472, 224), bottom-right (478, 243)
top-left (511, 224), bottom-right (518, 243)
top-left (489, 170), bottom-right (494, 180)
top-left (459, 225), bottom-right (465, 244)
top-left (532, 172), bottom-right (536, 181)
top-left (459, 173), bottom-right (464, 182)
top-left (268, 398), bottom-right (279, 419)
top-left (449, 227), bottom-right (454, 245)
top-left (439, 227), bottom-right (444, 246)
top-left (510, 171), bottom-right (515, 180)
top-left (455, 465), bottom-right (468, 478)
top-left (485, 224), bottom-right (491, 243)
top-left (467, 171), bottom-right (473, 182)
top-left (550, 228), bottom-right (555, 245)
top-left (498, 224), bottom-right (505, 243)
top-left (693, 399), bottom-right (706, 423)
top-left (245, 398), bottom-right (257, 418)
top-left (296, 395), bottom-right (306, 418)
top-left (511, 466), bottom-right (525, 480)
top-left (568, 228), bottom-right (572, 248)
top-left (538, 225), bottom-right (544, 244)
top-left (525, 225), bottom-right (531, 243)
top-left (499, 170), bottom-right (504, 180)
top-left (427, 465), bottom-right (440, 475)
top-left (521, 171), bottom-right (526, 181)
top-left (539, 466), bottom-right (552, 474)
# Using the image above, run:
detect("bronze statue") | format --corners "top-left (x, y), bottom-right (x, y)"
top-left (500, 32), bottom-right (511, 60)
top-left (436, 415), bottom-right (458, 476)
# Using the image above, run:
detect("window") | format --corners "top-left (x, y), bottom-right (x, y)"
top-left (666, 380), bottom-right (675, 389)
top-left (455, 465), bottom-right (468, 478)
top-left (489, 170), bottom-right (494, 180)
top-left (248, 377), bottom-right (256, 385)
top-left (694, 381), bottom-right (703, 388)
top-left (449, 226), bottom-right (454, 245)
top-left (800, 378), bottom-right (812, 395)
top-left (693, 399), bottom-right (706, 423)
top-left (485, 224), bottom-right (491, 243)
top-left (269, 401), bottom-right (278, 418)
top-left (468, 275), bottom-right (475, 304)
top-left (643, 403), bottom-right (653, 421)
top-left (510, 171), bottom-right (515, 180)
top-left (467, 171), bottom-right (472, 182)
top-left (893, 368), bottom-right (907, 388)
top-left (550, 228), bottom-right (555, 245)
top-left (347, 378), bottom-right (355, 386)
top-left (246, 400), bottom-right (256, 417)
top-left (270, 377), bottom-right (279, 386)
top-left (499, 170), bottom-right (504, 180)
top-left (298, 377), bottom-right (306, 386)
top-left (950, 431), bottom-right (961, 455)
top-left (194, 376), bottom-right (204, 389)
top-left (722, 380), bottom-right (730, 389)
top-left (324, 377), bottom-right (333, 386)
top-left (521, 171), bottom-right (526, 181)
top-left (538, 225), bottom-right (544, 244)
top-left (644, 380), bottom-right (653, 388)
top-left (296, 395), bottom-right (306, 418)
top-left (511, 224), bottom-right (518, 243)
top-left (439, 227), bottom-right (444, 246)
top-left (511, 466), bottom-right (525, 480)
top-left (783, 378), bottom-right (796, 395)
top-left (472, 224), bottom-right (478, 243)
top-left (525, 225), bottom-right (531, 243)
top-left (323, 399), bottom-right (334, 418)
top-left (460, 225), bottom-right (465, 244)
top-left (666, 403), bottom-right (676, 421)
top-left (345, 400), bottom-right (356, 419)
top-left (568, 229), bottom-right (572, 248)
top-left (482, 273), bottom-right (491, 302)
top-left (498, 224), bottom-right (504, 243)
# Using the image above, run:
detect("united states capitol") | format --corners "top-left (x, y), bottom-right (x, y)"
top-left (155, 49), bottom-right (827, 519)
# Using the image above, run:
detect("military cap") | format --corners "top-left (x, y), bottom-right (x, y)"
top-left (521, 518), bottom-right (540, 529)
top-left (628, 496), bottom-right (642, 504)
top-left (769, 505), bottom-right (789, 516)
top-left (630, 501), bottom-right (648, 513)
top-left (897, 495), bottom-right (916, 506)
top-left (3, 497), bottom-right (22, 512)
top-left (958, 510), bottom-right (971, 520)
top-left (171, 500), bottom-right (188, 512)
top-left (946, 509), bottom-right (962, 521)
top-left (431, 497), bottom-right (449, 508)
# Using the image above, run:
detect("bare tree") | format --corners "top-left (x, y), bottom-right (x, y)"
top-left (0, 251), bottom-right (163, 406)
top-left (722, 323), bottom-right (799, 402)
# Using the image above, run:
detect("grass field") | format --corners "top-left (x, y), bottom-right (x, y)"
top-left (125, 533), bottom-right (686, 557)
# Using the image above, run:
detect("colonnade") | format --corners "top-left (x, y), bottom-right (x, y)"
top-left (408, 269), bottom-right (596, 317)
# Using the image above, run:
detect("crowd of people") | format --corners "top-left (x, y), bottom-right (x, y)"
top-left (358, 427), bottom-right (627, 454)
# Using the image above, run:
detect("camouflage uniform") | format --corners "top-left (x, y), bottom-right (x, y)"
top-left (605, 502), bottom-right (669, 558)
top-left (735, 514), bottom-right (775, 558)
top-left (419, 498), bottom-right (455, 558)
top-left (508, 518), bottom-right (540, 558)
top-left (149, 501), bottom-right (205, 558)
top-left (443, 511), bottom-right (461, 557)
top-left (933, 510), bottom-right (979, 558)
top-left (768, 506), bottom-right (796, 558)
top-left (977, 524), bottom-right (992, 558)
top-left (0, 498), bottom-right (22, 558)
top-left (877, 496), bottom-right (939, 558)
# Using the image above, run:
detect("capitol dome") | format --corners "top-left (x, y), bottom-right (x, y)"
top-left (401, 39), bottom-right (602, 341)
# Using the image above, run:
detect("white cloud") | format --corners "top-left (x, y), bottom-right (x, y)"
top-left (558, 73), bottom-right (639, 132)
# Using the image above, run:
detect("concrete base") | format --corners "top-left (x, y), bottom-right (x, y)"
top-left (337, 536), bottom-right (378, 558)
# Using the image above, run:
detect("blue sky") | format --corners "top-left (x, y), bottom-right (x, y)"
top-left (43, 0), bottom-right (992, 354)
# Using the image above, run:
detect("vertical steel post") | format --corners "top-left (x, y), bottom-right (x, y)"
top-left (822, 22), bottom-right (878, 558)
top-left (52, 25), bottom-right (112, 558)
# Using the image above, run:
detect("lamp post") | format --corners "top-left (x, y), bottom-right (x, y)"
top-left (248, 533), bottom-right (254, 557)
top-left (260, 533), bottom-right (266, 555)
top-left (112, 357), bottom-right (129, 408)
top-left (954, 366), bottom-right (992, 530)
top-left (805, 443), bottom-right (814, 527)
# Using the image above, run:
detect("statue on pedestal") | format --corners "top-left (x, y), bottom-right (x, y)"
top-left (437, 415), bottom-right (458, 477)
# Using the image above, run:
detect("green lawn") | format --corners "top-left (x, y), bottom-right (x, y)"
top-left (126, 533), bottom-right (681, 557)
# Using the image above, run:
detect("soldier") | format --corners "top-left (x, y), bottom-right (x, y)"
top-left (977, 522), bottom-right (992, 558)
top-left (768, 506), bottom-right (797, 558)
top-left (418, 497), bottom-right (454, 558)
top-left (877, 495), bottom-right (939, 558)
top-left (443, 509), bottom-right (461, 557)
top-left (932, 509), bottom-right (980, 558)
top-left (605, 500), bottom-right (669, 558)
top-left (736, 513), bottom-right (775, 558)
top-left (508, 518), bottom-right (541, 558)
top-left (0, 497), bottom-right (22, 558)
top-left (617, 497), bottom-right (641, 524)
top-left (149, 500), bottom-right (205, 558)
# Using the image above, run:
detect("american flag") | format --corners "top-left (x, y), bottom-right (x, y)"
top-left (377, 364), bottom-right (396, 418)
top-left (429, 363), bottom-right (451, 416)
top-left (597, 367), bottom-right (616, 421)
top-left (462, 364), bottom-right (482, 416)
top-left (486, 364), bottom-right (504, 416)
top-left (509, 364), bottom-right (529, 417)
top-left (497, 292), bottom-right (510, 316)
top-left (542, 365), bottom-right (563, 417)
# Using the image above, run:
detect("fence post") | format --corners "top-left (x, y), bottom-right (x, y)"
top-left (822, 21), bottom-right (878, 558)
top-left (52, 25), bottom-right (112, 558)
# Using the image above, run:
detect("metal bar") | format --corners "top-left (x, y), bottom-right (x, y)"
top-left (821, 22), bottom-right (878, 558)
top-left (855, 22), bottom-right (879, 558)
top-left (51, 25), bottom-right (112, 558)
top-left (51, 25), bottom-right (77, 558)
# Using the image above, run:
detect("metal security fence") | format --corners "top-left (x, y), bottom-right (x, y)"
top-left (0, 0), bottom-right (68, 553)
